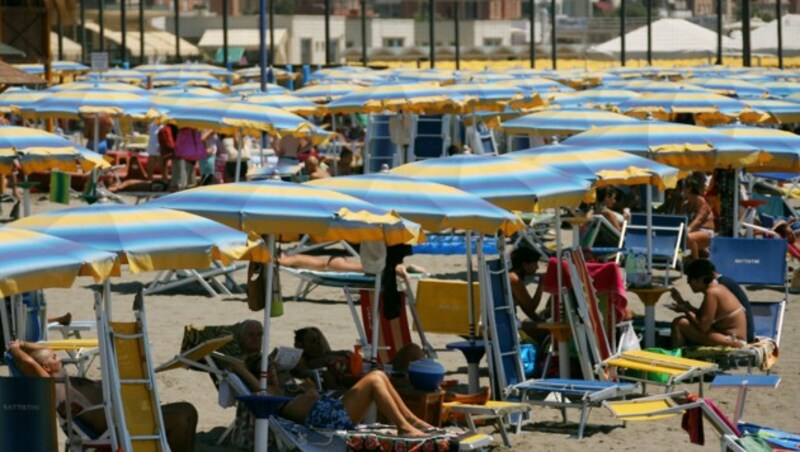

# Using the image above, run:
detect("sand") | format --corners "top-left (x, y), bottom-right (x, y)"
top-left (2, 197), bottom-right (798, 451)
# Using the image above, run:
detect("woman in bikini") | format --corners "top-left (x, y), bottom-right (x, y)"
top-left (668, 259), bottom-right (747, 348)
top-left (677, 176), bottom-right (716, 261)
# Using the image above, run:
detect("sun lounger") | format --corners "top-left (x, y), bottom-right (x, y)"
top-left (710, 374), bottom-right (780, 424)
top-left (601, 349), bottom-right (718, 394)
top-left (615, 213), bottom-right (687, 284)
top-left (442, 400), bottom-right (529, 448)
top-left (738, 422), bottom-right (800, 451)
top-left (145, 261), bottom-right (247, 297)
top-left (512, 379), bottom-right (642, 438)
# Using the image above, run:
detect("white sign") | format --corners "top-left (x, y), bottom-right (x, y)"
top-left (90, 52), bottom-right (109, 72)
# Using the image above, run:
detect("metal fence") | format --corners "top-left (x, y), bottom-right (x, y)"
top-left (63, 0), bottom-right (795, 69)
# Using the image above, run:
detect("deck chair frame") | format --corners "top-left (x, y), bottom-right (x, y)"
top-left (601, 349), bottom-right (719, 395)
top-left (145, 261), bottom-right (246, 297)
top-left (615, 214), bottom-right (686, 284)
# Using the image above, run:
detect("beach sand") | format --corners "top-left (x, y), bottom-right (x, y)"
top-left (3, 198), bottom-right (797, 451)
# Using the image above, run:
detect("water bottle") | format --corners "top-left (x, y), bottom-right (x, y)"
top-left (634, 253), bottom-right (651, 287)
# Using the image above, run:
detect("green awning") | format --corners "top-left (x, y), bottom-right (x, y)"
top-left (214, 47), bottom-right (245, 65)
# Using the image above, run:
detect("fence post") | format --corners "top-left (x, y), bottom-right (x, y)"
top-left (121, 0), bottom-right (127, 64)
top-left (620, 0), bottom-right (626, 66)
top-left (361, 0), bottom-right (368, 66)
top-left (174, 0), bottom-right (180, 62)
top-left (715, 0), bottom-right (722, 65)
top-left (429, 0), bottom-right (435, 68)
top-left (325, 0), bottom-right (331, 65)
top-left (454, 0), bottom-right (461, 70)
top-left (529, 0), bottom-right (536, 68)
top-left (777, 0), bottom-right (784, 69)
top-left (646, 0), bottom-right (652, 65)
top-left (99, 0), bottom-right (105, 52)
top-left (139, 0), bottom-right (145, 64)
top-left (260, 0), bottom-right (267, 91)
top-left (550, 0), bottom-right (556, 69)
top-left (742, 0), bottom-right (751, 67)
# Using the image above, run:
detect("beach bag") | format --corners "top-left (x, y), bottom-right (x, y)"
top-left (520, 344), bottom-right (537, 378)
top-left (246, 261), bottom-right (283, 317)
top-left (174, 128), bottom-right (207, 162)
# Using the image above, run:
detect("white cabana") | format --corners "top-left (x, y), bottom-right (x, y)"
top-left (589, 18), bottom-right (741, 60)
top-left (746, 14), bottom-right (800, 55)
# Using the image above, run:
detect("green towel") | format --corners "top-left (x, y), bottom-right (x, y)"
top-left (49, 171), bottom-right (70, 205)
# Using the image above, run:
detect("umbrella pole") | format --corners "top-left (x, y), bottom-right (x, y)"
top-left (255, 234), bottom-right (276, 452)
top-left (22, 173), bottom-right (31, 217)
top-left (554, 208), bottom-right (570, 379)
top-left (733, 169), bottom-right (739, 237)
top-left (92, 116), bottom-right (100, 201)
top-left (235, 129), bottom-right (243, 183)
top-left (104, 278), bottom-right (112, 321)
top-left (646, 185), bottom-right (653, 276)
top-left (370, 257), bottom-right (384, 364)
top-left (465, 230), bottom-right (476, 340)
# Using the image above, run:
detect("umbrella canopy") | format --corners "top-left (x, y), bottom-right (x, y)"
top-left (547, 89), bottom-right (640, 109)
top-left (325, 83), bottom-right (469, 115)
top-left (158, 99), bottom-right (324, 139)
top-left (387, 68), bottom-right (457, 85)
top-left (390, 154), bottom-right (592, 211)
top-left (602, 79), bottom-right (712, 94)
top-left (235, 66), bottom-right (299, 81)
top-left (11, 204), bottom-right (269, 274)
top-left (230, 82), bottom-right (291, 96)
top-left (0, 88), bottom-right (45, 114)
top-left (49, 81), bottom-right (150, 95)
top-left (151, 71), bottom-right (226, 89)
top-left (500, 108), bottom-right (639, 136)
top-left (148, 180), bottom-right (423, 245)
top-left (685, 77), bottom-right (770, 99)
top-left (25, 90), bottom-right (158, 120)
top-left (744, 98), bottom-right (800, 124)
top-left (0, 125), bottom-right (109, 175)
top-left (306, 174), bottom-right (524, 235)
top-left (446, 83), bottom-right (541, 112)
top-left (14, 61), bottom-right (90, 75)
top-left (305, 69), bottom-right (385, 86)
top-left (714, 125), bottom-right (800, 173)
top-left (151, 88), bottom-right (230, 112)
top-left (509, 144), bottom-right (682, 190)
top-left (136, 62), bottom-right (232, 77)
top-left (617, 92), bottom-right (765, 125)
top-left (562, 122), bottom-right (769, 171)
top-left (0, 227), bottom-right (119, 297)
top-left (91, 68), bottom-right (148, 85)
top-left (293, 83), bottom-right (363, 103)
top-left (758, 81), bottom-right (800, 98)
top-left (498, 77), bottom-right (574, 94)
top-left (234, 93), bottom-right (319, 116)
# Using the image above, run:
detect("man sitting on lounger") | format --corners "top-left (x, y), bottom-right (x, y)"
top-left (668, 260), bottom-right (747, 348)
top-left (7, 340), bottom-right (198, 451)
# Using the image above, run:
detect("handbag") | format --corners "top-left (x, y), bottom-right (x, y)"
top-left (174, 128), bottom-right (208, 162)
top-left (247, 261), bottom-right (283, 316)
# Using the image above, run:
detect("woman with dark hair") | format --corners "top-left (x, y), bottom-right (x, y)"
top-left (509, 246), bottom-right (548, 341)
top-left (677, 176), bottom-right (715, 261)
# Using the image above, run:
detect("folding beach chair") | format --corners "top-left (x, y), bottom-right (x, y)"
top-left (709, 375), bottom-right (780, 424)
top-left (579, 215), bottom-right (623, 260)
top-left (410, 115), bottom-right (450, 162)
top-left (601, 349), bottom-right (718, 395)
top-left (364, 114), bottom-right (398, 173)
top-left (144, 261), bottom-right (247, 297)
top-left (615, 213), bottom-right (687, 284)
top-left (360, 289), bottom-right (412, 365)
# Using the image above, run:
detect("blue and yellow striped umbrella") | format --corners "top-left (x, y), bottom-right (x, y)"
top-left (234, 93), bottom-right (319, 116)
top-left (602, 79), bottom-right (711, 94)
top-left (547, 89), bottom-right (640, 109)
top-left (25, 90), bottom-right (158, 120)
top-left (617, 92), bottom-right (765, 125)
top-left (325, 83), bottom-right (469, 114)
top-left (293, 83), bottom-right (363, 103)
top-left (49, 81), bottom-right (150, 95)
top-left (306, 69), bottom-right (385, 86)
top-left (758, 81), bottom-right (800, 98)
top-left (159, 99), bottom-right (324, 139)
top-left (306, 174), bottom-right (524, 235)
top-left (509, 144), bottom-right (681, 190)
top-left (0, 125), bottom-right (109, 175)
top-left (500, 108), bottom-right (639, 136)
top-left (90, 68), bottom-right (149, 85)
top-left (151, 88), bottom-right (229, 112)
top-left (230, 83), bottom-right (291, 96)
top-left (714, 125), bottom-right (800, 173)
top-left (235, 66), bottom-right (299, 81)
top-left (685, 78), bottom-right (770, 99)
top-left (11, 204), bottom-right (269, 274)
top-left (390, 154), bottom-right (592, 211)
top-left (744, 98), bottom-right (800, 124)
top-left (0, 88), bottom-right (45, 114)
top-left (0, 228), bottom-right (119, 297)
top-left (136, 63), bottom-right (232, 78)
top-left (498, 77), bottom-right (574, 94)
top-left (151, 71), bottom-right (226, 89)
top-left (446, 83), bottom-right (540, 112)
top-left (149, 180), bottom-right (422, 245)
top-left (14, 61), bottom-right (90, 75)
top-left (562, 122), bottom-right (769, 171)
top-left (388, 69), bottom-right (457, 85)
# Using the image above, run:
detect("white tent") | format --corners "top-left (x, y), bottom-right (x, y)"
top-left (589, 18), bottom-right (741, 60)
top-left (746, 14), bottom-right (800, 55)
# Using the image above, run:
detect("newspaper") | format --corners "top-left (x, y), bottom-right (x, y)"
top-left (273, 347), bottom-right (303, 372)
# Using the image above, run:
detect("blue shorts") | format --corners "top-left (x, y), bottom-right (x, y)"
top-left (305, 395), bottom-right (354, 430)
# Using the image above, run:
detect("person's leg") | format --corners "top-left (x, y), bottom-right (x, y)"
top-left (340, 371), bottom-right (427, 436)
top-left (161, 402), bottom-right (197, 452)
top-left (278, 254), bottom-right (363, 273)
top-left (673, 317), bottom-right (743, 347)
top-left (671, 316), bottom-right (690, 347)
top-left (370, 370), bottom-right (433, 429)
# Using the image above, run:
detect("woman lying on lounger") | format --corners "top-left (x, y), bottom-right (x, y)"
top-left (278, 253), bottom-right (426, 279)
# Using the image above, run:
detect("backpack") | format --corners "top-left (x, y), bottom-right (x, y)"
top-left (174, 128), bottom-right (208, 162)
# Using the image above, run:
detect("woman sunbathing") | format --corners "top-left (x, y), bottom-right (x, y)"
top-left (278, 253), bottom-right (426, 278)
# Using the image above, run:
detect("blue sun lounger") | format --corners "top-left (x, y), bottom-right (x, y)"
top-left (615, 213), bottom-right (687, 284)
top-left (512, 379), bottom-right (642, 438)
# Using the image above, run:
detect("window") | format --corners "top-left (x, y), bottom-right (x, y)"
top-left (301, 38), bottom-right (312, 64)
top-left (383, 37), bottom-right (405, 48)
top-left (483, 38), bottom-right (502, 47)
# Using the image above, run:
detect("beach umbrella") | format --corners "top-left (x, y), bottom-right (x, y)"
top-left (0, 227), bottom-right (118, 299)
top-left (150, 71), bottom-right (226, 89)
top-left (305, 69), bottom-right (385, 86)
top-left (132, 63), bottom-right (178, 74)
top-left (547, 89), bottom-right (640, 109)
top-left (500, 108), bottom-right (639, 136)
top-left (233, 93), bottom-right (319, 116)
top-left (685, 78), bottom-right (770, 99)
top-left (460, 71), bottom-right (516, 84)
top-left (758, 81), bottom-right (800, 98)
top-left (388, 68), bottom-right (457, 85)
top-left (498, 77), bottom-right (574, 94)
top-left (325, 83), bottom-right (469, 115)
top-left (161, 62), bottom-right (233, 77)
top-left (390, 154), bottom-right (592, 211)
top-left (446, 83), bottom-right (541, 112)
top-left (25, 90), bottom-right (158, 120)
top-left (150, 88), bottom-right (229, 112)
top-left (602, 79), bottom-right (712, 94)
top-left (235, 66), bottom-right (299, 82)
top-left (787, 92), bottom-right (800, 103)
top-left (14, 61), bottom-right (90, 75)
top-left (744, 98), bottom-right (800, 124)
top-left (292, 83), bottom-right (363, 103)
top-left (48, 81), bottom-right (150, 95)
top-left (616, 92), bottom-right (765, 126)
top-left (89, 68), bottom-right (148, 86)
top-left (230, 82), bottom-right (291, 96)
top-left (0, 88), bottom-right (45, 114)
top-left (714, 125), bottom-right (800, 173)
top-left (562, 122), bottom-right (768, 171)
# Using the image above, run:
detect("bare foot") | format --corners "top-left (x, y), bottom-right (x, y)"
top-left (411, 419), bottom-right (434, 430)
top-left (397, 424), bottom-right (429, 438)
top-left (48, 312), bottom-right (72, 326)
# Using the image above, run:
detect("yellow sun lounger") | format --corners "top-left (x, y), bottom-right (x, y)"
top-left (40, 338), bottom-right (98, 350)
top-left (602, 350), bottom-right (719, 394)
top-left (443, 400), bottom-right (531, 448)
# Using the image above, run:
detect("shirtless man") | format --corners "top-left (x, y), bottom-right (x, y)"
top-left (668, 259), bottom-right (747, 348)
top-left (507, 246), bottom-right (549, 342)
